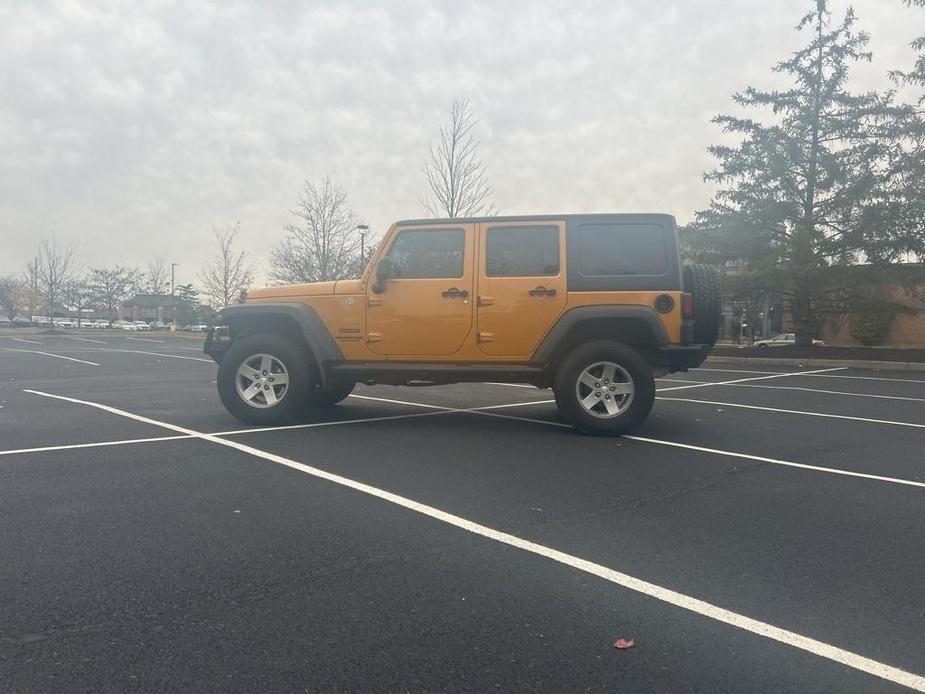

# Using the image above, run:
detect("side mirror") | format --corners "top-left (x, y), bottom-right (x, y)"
top-left (373, 258), bottom-right (397, 293)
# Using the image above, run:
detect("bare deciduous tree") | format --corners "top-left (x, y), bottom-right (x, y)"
top-left (35, 237), bottom-right (77, 317)
top-left (0, 275), bottom-right (20, 320)
top-left (144, 256), bottom-right (170, 295)
top-left (422, 98), bottom-right (496, 218)
top-left (88, 266), bottom-right (140, 326)
top-left (270, 177), bottom-right (361, 283)
top-left (200, 222), bottom-right (255, 308)
top-left (63, 277), bottom-right (93, 327)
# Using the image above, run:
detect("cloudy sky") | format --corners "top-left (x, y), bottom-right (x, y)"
top-left (1, 0), bottom-right (921, 286)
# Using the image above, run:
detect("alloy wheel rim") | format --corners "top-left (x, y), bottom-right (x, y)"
top-left (235, 353), bottom-right (290, 409)
top-left (575, 361), bottom-right (634, 418)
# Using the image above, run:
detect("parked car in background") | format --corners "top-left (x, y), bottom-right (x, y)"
top-left (53, 319), bottom-right (75, 328)
top-left (113, 320), bottom-right (137, 331)
top-left (133, 321), bottom-right (151, 331)
top-left (749, 333), bottom-right (825, 348)
top-left (13, 316), bottom-right (33, 327)
top-left (0, 317), bottom-right (11, 328)
top-left (151, 321), bottom-right (168, 330)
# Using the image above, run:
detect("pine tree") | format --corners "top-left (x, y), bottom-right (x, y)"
top-left (691, 1), bottom-right (922, 345)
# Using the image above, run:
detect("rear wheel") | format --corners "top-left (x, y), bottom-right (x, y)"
top-left (553, 341), bottom-right (655, 436)
top-left (217, 334), bottom-right (312, 425)
top-left (683, 263), bottom-right (722, 347)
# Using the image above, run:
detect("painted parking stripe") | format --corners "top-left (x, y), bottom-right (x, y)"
top-left (126, 337), bottom-right (165, 344)
top-left (0, 435), bottom-right (194, 457)
top-left (656, 397), bottom-right (925, 430)
top-left (6, 349), bottom-right (100, 366)
top-left (12, 337), bottom-right (41, 345)
top-left (66, 336), bottom-right (106, 344)
top-left (20, 389), bottom-right (925, 692)
top-left (350, 394), bottom-right (925, 490)
top-left (721, 383), bottom-right (925, 403)
top-left (695, 367), bottom-right (925, 385)
top-left (100, 348), bottom-right (212, 363)
top-left (658, 367), bottom-right (847, 392)
top-left (25, 390), bottom-right (925, 692)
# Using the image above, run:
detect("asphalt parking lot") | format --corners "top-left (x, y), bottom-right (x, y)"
top-left (1, 332), bottom-right (923, 693)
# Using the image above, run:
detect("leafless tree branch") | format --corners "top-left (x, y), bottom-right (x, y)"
top-left (421, 98), bottom-right (496, 218)
top-left (199, 222), bottom-right (255, 308)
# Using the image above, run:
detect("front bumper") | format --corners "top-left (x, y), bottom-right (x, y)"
top-left (203, 325), bottom-right (231, 364)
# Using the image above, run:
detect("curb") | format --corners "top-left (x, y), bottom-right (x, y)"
top-left (705, 356), bottom-right (925, 373)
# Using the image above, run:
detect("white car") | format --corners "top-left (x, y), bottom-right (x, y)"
top-left (113, 320), bottom-right (137, 331)
top-left (53, 319), bottom-right (75, 328)
top-left (133, 321), bottom-right (151, 331)
top-left (750, 333), bottom-right (825, 347)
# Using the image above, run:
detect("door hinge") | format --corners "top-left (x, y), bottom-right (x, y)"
top-left (477, 332), bottom-right (495, 343)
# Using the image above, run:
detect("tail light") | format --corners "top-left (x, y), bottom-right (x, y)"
top-left (681, 292), bottom-right (693, 319)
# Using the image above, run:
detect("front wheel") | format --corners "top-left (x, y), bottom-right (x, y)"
top-left (553, 341), bottom-right (655, 436)
top-left (217, 334), bottom-right (312, 425)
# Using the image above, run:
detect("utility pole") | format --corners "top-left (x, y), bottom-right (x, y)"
top-left (171, 262), bottom-right (178, 329)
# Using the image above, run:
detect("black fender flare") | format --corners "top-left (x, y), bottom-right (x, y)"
top-left (531, 306), bottom-right (669, 364)
top-left (217, 303), bottom-right (344, 383)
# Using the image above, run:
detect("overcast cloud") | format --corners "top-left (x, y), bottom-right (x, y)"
top-left (1, 0), bottom-right (921, 286)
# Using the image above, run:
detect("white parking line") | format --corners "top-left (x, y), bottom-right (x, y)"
top-left (658, 367), bottom-right (848, 392)
top-left (99, 348), bottom-right (212, 363)
top-left (66, 336), bottom-right (106, 344)
top-left (0, 435), bottom-right (194, 457)
top-left (12, 337), bottom-right (41, 345)
top-left (721, 383), bottom-right (925, 403)
top-left (6, 349), bottom-right (100, 366)
top-left (126, 337), bottom-right (164, 344)
top-left (349, 394), bottom-right (925, 490)
top-left (20, 388), bottom-right (925, 692)
top-left (656, 397), bottom-right (925, 430)
top-left (695, 367), bottom-right (925, 385)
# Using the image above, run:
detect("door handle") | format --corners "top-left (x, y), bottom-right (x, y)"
top-left (442, 287), bottom-right (469, 299)
top-left (528, 286), bottom-right (556, 297)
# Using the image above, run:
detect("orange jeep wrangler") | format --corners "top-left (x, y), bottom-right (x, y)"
top-left (205, 214), bottom-right (721, 435)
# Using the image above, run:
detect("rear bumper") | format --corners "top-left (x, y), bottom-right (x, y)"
top-left (648, 344), bottom-right (710, 371)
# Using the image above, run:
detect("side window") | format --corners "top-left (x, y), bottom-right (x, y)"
top-left (577, 224), bottom-right (668, 277)
top-left (385, 228), bottom-right (465, 279)
top-left (486, 226), bottom-right (559, 277)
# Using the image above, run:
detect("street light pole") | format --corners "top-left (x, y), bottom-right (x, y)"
top-left (356, 224), bottom-right (369, 270)
top-left (171, 262), bottom-right (178, 329)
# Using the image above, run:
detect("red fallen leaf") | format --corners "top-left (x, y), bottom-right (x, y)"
top-left (612, 638), bottom-right (635, 650)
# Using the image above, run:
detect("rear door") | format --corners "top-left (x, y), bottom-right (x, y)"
top-left (476, 221), bottom-right (566, 357)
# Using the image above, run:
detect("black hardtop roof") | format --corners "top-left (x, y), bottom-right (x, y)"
top-left (394, 213), bottom-right (677, 227)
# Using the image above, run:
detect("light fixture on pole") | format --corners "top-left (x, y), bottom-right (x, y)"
top-left (356, 224), bottom-right (369, 266)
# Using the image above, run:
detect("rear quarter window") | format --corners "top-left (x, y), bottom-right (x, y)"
top-left (578, 223), bottom-right (668, 277)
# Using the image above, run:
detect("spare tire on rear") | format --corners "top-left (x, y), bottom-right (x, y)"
top-left (683, 263), bottom-right (722, 347)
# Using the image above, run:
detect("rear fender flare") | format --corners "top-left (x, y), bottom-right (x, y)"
top-left (532, 306), bottom-right (669, 366)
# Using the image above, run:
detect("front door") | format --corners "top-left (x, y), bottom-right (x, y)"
top-left (476, 221), bottom-right (567, 357)
top-left (366, 224), bottom-right (475, 357)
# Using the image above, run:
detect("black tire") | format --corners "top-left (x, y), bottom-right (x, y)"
top-left (217, 334), bottom-right (313, 425)
top-left (305, 380), bottom-right (355, 408)
top-left (683, 263), bottom-right (722, 347)
top-left (553, 341), bottom-right (655, 436)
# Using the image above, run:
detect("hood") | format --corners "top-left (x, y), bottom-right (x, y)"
top-left (247, 281), bottom-right (338, 300)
